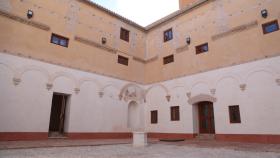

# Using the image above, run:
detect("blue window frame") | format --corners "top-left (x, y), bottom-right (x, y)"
top-left (262, 20), bottom-right (279, 34)
top-left (51, 33), bottom-right (69, 47)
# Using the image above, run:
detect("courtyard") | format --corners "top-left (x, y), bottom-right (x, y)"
top-left (0, 139), bottom-right (280, 158)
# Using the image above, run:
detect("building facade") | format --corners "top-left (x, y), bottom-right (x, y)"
top-left (0, 0), bottom-right (280, 143)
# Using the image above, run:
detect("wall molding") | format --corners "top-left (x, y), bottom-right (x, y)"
top-left (211, 20), bottom-right (258, 41)
top-left (74, 36), bottom-right (117, 54)
top-left (0, 9), bottom-right (50, 31)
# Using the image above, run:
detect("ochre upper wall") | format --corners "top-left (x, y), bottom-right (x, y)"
top-left (0, 0), bottom-right (280, 84)
top-left (179, 0), bottom-right (199, 9)
top-left (144, 0), bottom-right (280, 83)
top-left (0, 0), bottom-right (146, 83)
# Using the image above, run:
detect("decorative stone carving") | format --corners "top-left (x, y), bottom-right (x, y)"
top-left (74, 88), bottom-right (80, 94)
top-left (166, 95), bottom-right (171, 102)
top-left (188, 94), bottom-right (217, 105)
top-left (119, 84), bottom-right (145, 103)
top-left (99, 91), bottom-right (104, 98)
top-left (240, 84), bottom-right (246, 91)
top-left (46, 83), bottom-right (53, 90)
top-left (210, 89), bottom-right (216, 95)
top-left (276, 79), bottom-right (280, 86)
top-left (186, 92), bottom-right (191, 98)
top-left (12, 77), bottom-right (21, 86)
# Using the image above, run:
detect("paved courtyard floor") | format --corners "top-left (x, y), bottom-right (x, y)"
top-left (0, 139), bottom-right (280, 158)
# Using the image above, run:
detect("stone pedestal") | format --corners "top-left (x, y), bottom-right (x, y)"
top-left (133, 132), bottom-right (147, 147)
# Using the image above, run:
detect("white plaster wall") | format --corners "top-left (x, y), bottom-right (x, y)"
top-left (1, 52), bottom-right (280, 135)
top-left (145, 55), bottom-right (280, 135)
top-left (0, 53), bottom-right (130, 133)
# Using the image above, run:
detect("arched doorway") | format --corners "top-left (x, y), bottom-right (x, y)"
top-left (127, 101), bottom-right (143, 131)
top-left (196, 101), bottom-right (215, 134)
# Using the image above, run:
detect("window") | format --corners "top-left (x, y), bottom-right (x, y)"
top-left (118, 55), bottom-right (129, 66)
top-left (164, 28), bottom-right (173, 42)
top-left (229, 105), bottom-right (241, 123)
top-left (151, 110), bottom-right (158, 124)
top-left (50, 33), bottom-right (69, 47)
top-left (120, 28), bottom-right (130, 42)
top-left (196, 43), bottom-right (208, 54)
top-left (163, 55), bottom-right (174, 65)
top-left (262, 20), bottom-right (279, 34)
top-left (170, 106), bottom-right (180, 121)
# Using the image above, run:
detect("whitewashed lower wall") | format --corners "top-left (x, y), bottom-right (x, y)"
top-left (145, 55), bottom-right (280, 135)
top-left (1, 52), bottom-right (280, 135)
top-left (0, 53), bottom-right (131, 133)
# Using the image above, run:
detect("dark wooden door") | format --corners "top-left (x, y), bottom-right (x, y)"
top-left (198, 102), bottom-right (215, 134)
top-left (49, 94), bottom-right (67, 134)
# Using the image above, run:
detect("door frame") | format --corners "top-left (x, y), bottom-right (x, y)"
top-left (48, 92), bottom-right (70, 136)
top-left (197, 101), bottom-right (215, 134)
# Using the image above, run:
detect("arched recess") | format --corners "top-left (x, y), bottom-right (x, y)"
top-left (17, 65), bottom-right (50, 80)
top-left (78, 78), bottom-right (102, 92)
top-left (127, 101), bottom-right (144, 132)
top-left (188, 94), bottom-right (217, 105)
top-left (145, 84), bottom-right (169, 96)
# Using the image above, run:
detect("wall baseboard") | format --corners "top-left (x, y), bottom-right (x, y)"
top-left (215, 134), bottom-right (280, 144)
top-left (0, 132), bottom-right (48, 141)
top-left (1, 132), bottom-right (280, 144)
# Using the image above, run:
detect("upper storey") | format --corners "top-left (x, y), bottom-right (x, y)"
top-left (0, 0), bottom-right (147, 83)
top-left (0, 0), bottom-right (280, 84)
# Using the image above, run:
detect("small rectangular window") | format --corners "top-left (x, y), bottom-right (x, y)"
top-left (163, 55), bottom-right (174, 65)
top-left (118, 55), bottom-right (129, 66)
top-left (262, 20), bottom-right (279, 34)
top-left (229, 105), bottom-right (241, 123)
top-left (164, 28), bottom-right (173, 42)
top-left (151, 110), bottom-right (158, 124)
top-left (51, 33), bottom-right (69, 47)
top-left (170, 106), bottom-right (180, 121)
top-left (120, 28), bottom-right (130, 42)
top-left (196, 43), bottom-right (208, 54)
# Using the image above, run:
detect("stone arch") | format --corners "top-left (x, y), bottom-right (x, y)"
top-left (145, 84), bottom-right (169, 96)
top-left (78, 77), bottom-right (102, 92)
top-left (101, 83), bottom-right (120, 99)
top-left (0, 62), bottom-right (16, 74)
top-left (190, 80), bottom-right (211, 92)
top-left (188, 94), bottom-right (217, 105)
top-left (17, 65), bottom-right (50, 81)
top-left (245, 68), bottom-right (276, 84)
top-left (214, 74), bottom-right (241, 89)
top-left (50, 71), bottom-right (78, 87)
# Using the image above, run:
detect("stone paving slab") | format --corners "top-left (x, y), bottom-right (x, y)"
top-left (0, 143), bottom-right (280, 158)
top-left (156, 140), bottom-right (280, 153)
top-left (0, 139), bottom-right (133, 150)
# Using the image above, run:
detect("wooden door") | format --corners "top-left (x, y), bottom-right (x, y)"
top-left (198, 102), bottom-right (215, 134)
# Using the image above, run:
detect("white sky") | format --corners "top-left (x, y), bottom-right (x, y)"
top-left (91, 0), bottom-right (179, 26)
